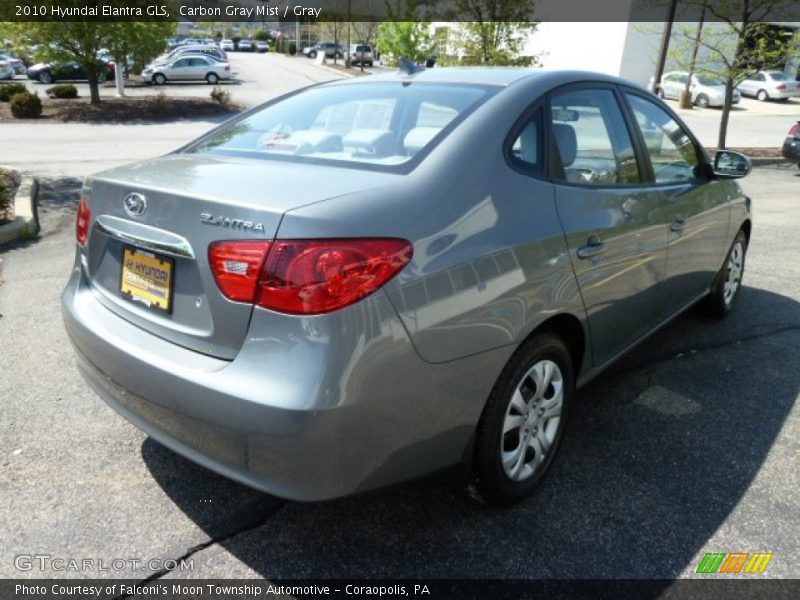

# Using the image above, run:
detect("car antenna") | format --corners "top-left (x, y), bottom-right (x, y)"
top-left (398, 57), bottom-right (425, 75)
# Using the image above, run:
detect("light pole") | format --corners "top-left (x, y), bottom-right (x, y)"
top-left (652, 0), bottom-right (679, 94)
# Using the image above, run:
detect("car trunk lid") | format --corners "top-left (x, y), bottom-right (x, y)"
top-left (82, 153), bottom-right (395, 359)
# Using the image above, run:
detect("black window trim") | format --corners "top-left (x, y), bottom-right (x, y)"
top-left (502, 99), bottom-right (547, 178)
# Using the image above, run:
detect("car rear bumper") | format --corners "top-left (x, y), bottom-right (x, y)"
top-left (62, 265), bottom-right (507, 500)
top-left (782, 137), bottom-right (800, 161)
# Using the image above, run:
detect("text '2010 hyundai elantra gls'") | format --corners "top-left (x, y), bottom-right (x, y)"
top-left (62, 68), bottom-right (752, 505)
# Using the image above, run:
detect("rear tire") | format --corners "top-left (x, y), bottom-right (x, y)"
top-left (656, 88), bottom-right (665, 99)
top-left (695, 94), bottom-right (710, 108)
top-left (697, 230), bottom-right (748, 318)
top-left (473, 333), bottom-right (574, 506)
top-left (206, 72), bottom-right (219, 84)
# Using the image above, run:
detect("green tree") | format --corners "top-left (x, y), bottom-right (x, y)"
top-left (667, 0), bottom-right (800, 148)
top-left (3, 15), bottom-right (173, 105)
top-left (375, 22), bottom-right (433, 66)
top-left (453, 0), bottom-right (540, 66)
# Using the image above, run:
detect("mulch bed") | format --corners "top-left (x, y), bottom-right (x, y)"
top-left (708, 147), bottom-right (783, 158)
top-left (0, 96), bottom-right (240, 123)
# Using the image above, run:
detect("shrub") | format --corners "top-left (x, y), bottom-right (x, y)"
top-left (0, 83), bottom-right (28, 102)
top-left (9, 91), bottom-right (42, 119)
top-left (0, 169), bottom-right (11, 220)
top-left (147, 91), bottom-right (169, 113)
top-left (45, 84), bottom-right (78, 99)
top-left (288, 42), bottom-right (297, 56)
top-left (210, 86), bottom-right (231, 107)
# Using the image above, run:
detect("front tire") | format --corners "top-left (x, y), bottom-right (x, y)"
top-left (695, 94), bottom-right (710, 108)
top-left (39, 71), bottom-right (53, 84)
top-left (656, 87), bottom-right (665, 99)
top-left (152, 73), bottom-right (166, 85)
top-left (474, 333), bottom-right (574, 506)
top-left (308, 50), bottom-right (317, 59)
top-left (757, 89), bottom-right (769, 102)
top-left (697, 230), bottom-right (747, 318)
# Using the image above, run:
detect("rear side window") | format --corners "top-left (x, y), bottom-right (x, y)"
top-left (508, 107), bottom-right (543, 174)
top-left (187, 83), bottom-right (493, 170)
top-left (549, 88), bottom-right (641, 186)
top-left (625, 93), bottom-right (700, 184)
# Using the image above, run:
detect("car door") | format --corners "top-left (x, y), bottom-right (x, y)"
top-left (622, 90), bottom-right (731, 315)
top-left (187, 57), bottom-right (208, 80)
top-left (549, 85), bottom-right (670, 366)
top-left (739, 74), bottom-right (760, 96)
top-left (662, 74), bottom-right (681, 99)
top-left (170, 58), bottom-right (191, 80)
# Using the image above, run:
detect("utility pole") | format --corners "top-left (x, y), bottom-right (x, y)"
top-left (652, 0), bottom-right (679, 93)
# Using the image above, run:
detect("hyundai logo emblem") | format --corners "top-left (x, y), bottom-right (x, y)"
top-left (123, 193), bottom-right (147, 217)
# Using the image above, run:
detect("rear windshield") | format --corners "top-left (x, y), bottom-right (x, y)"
top-left (185, 82), bottom-right (493, 171)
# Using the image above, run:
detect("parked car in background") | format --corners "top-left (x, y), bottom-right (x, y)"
top-left (738, 71), bottom-right (800, 102)
top-left (650, 71), bottom-right (741, 108)
top-left (0, 60), bottom-right (14, 80)
top-left (176, 38), bottom-right (215, 47)
top-left (0, 53), bottom-right (26, 75)
top-left (27, 60), bottom-right (114, 84)
top-left (62, 68), bottom-right (753, 506)
top-left (782, 121), bottom-right (800, 168)
top-left (238, 39), bottom-right (253, 52)
top-left (220, 39), bottom-right (234, 52)
top-left (154, 45), bottom-right (226, 65)
top-left (255, 40), bottom-right (270, 53)
top-left (303, 42), bottom-right (344, 59)
top-left (349, 44), bottom-right (374, 67)
top-left (143, 55), bottom-right (231, 85)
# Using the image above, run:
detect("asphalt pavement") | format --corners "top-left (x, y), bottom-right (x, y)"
top-left (1, 165), bottom-right (798, 580)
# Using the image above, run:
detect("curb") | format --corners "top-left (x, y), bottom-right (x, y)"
top-left (750, 157), bottom-right (791, 167)
top-left (0, 168), bottom-right (40, 246)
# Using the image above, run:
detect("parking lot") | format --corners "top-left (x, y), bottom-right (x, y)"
top-left (1, 50), bottom-right (799, 581)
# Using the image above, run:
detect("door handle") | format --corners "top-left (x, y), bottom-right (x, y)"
top-left (670, 218), bottom-right (686, 233)
top-left (577, 239), bottom-right (606, 259)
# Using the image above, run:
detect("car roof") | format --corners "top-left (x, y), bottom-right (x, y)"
top-left (331, 67), bottom-right (629, 89)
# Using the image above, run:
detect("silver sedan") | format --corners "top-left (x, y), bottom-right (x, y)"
top-left (142, 55), bottom-right (232, 85)
top-left (738, 71), bottom-right (800, 101)
top-left (62, 68), bottom-right (752, 505)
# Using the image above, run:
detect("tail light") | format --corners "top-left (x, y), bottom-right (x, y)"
top-left (789, 123), bottom-right (799, 137)
top-left (209, 241), bottom-right (272, 302)
top-left (209, 239), bottom-right (413, 315)
top-left (776, 84), bottom-right (787, 91)
top-left (76, 197), bottom-right (91, 247)
top-left (224, 65), bottom-right (230, 70)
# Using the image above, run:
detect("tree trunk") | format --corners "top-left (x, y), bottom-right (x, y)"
top-left (87, 65), bottom-right (101, 105)
top-left (717, 80), bottom-right (734, 149)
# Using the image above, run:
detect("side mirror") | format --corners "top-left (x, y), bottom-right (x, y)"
top-left (714, 150), bottom-right (751, 178)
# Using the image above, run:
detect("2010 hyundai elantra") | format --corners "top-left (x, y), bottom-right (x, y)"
top-left (62, 68), bottom-right (752, 505)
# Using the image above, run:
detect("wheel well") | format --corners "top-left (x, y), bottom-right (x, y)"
top-left (535, 313), bottom-right (586, 375)
top-left (741, 219), bottom-right (752, 244)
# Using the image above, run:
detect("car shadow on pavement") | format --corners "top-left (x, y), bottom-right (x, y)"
top-left (141, 285), bottom-right (799, 580)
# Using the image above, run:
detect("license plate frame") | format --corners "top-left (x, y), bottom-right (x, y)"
top-left (119, 246), bottom-right (174, 314)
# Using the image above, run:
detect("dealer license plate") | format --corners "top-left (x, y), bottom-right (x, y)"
top-left (120, 246), bottom-right (174, 314)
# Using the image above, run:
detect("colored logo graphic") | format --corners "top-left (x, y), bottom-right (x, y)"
top-left (696, 552), bottom-right (773, 574)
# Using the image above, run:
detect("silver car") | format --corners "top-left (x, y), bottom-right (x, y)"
top-left (142, 55), bottom-right (231, 85)
top-left (738, 71), bottom-right (800, 101)
top-left (652, 71), bottom-right (741, 107)
top-left (62, 69), bottom-right (752, 505)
